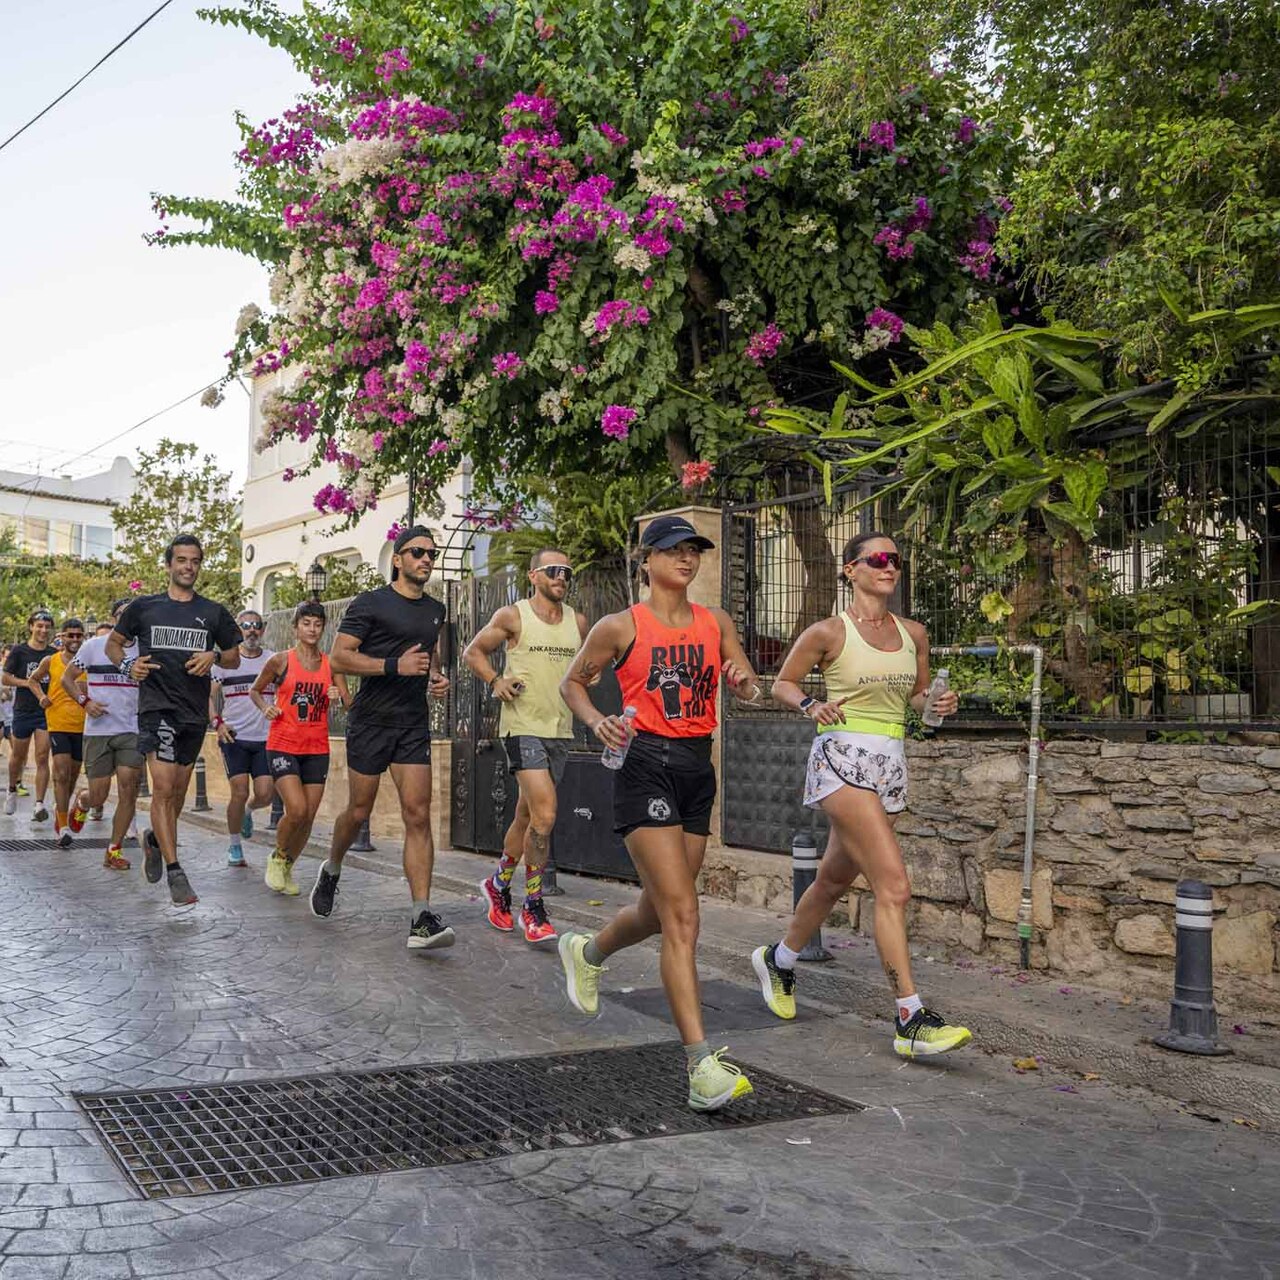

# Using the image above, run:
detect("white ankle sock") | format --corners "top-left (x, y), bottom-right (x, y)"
top-left (774, 940), bottom-right (800, 970)
top-left (897, 993), bottom-right (923, 1024)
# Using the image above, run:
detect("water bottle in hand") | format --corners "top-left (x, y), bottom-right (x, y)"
top-left (921, 669), bottom-right (951, 729)
top-left (601, 706), bottom-right (639, 770)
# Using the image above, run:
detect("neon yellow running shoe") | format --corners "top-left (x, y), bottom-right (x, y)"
top-left (281, 860), bottom-right (301, 896)
top-left (894, 1008), bottom-right (973, 1058)
top-left (264, 852), bottom-right (288, 894)
top-left (750, 944), bottom-right (796, 1020)
top-left (688, 1049), bottom-right (754, 1112)
top-left (558, 932), bottom-right (603, 1015)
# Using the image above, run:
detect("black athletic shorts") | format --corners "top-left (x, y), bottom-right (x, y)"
top-left (49, 731), bottom-right (84, 762)
top-left (613, 731), bottom-right (716, 837)
top-left (220, 738), bottom-right (270, 780)
top-left (269, 750), bottom-right (330, 786)
top-left (345, 717), bottom-right (431, 776)
top-left (138, 712), bottom-right (205, 768)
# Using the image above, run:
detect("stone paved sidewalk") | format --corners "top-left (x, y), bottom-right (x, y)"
top-left (1, 810), bottom-right (1278, 1278)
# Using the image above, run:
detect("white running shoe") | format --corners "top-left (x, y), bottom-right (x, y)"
top-left (3, 792), bottom-right (15, 816)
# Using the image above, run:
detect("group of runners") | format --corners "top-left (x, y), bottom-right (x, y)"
top-left (0, 516), bottom-right (971, 1110)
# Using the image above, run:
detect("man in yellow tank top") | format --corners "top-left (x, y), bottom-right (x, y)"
top-left (463, 548), bottom-right (588, 944)
top-left (32, 619), bottom-right (89, 849)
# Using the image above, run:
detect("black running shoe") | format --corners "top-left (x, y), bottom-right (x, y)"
top-left (143, 828), bottom-right (163, 884)
top-left (310, 863), bottom-right (339, 918)
top-left (167, 868), bottom-right (198, 906)
top-left (407, 909), bottom-right (455, 950)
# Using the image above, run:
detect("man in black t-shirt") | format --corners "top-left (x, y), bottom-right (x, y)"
top-left (3, 609), bottom-right (55, 822)
top-left (107, 535), bottom-right (241, 906)
top-left (308, 525), bottom-right (452, 949)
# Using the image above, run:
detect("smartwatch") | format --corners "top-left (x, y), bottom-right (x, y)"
top-left (798, 696), bottom-right (817, 716)
top-left (385, 656), bottom-right (398, 677)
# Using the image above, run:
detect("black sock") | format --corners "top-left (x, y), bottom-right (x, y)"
top-left (166, 861), bottom-right (182, 878)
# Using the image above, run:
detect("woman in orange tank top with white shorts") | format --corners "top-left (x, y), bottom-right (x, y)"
top-left (558, 515), bottom-right (765, 1114)
top-left (250, 601), bottom-right (350, 897)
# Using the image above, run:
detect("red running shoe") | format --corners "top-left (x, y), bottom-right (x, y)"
top-left (520, 898), bottom-right (558, 944)
top-left (69, 802), bottom-right (89, 834)
top-left (481, 876), bottom-right (513, 932)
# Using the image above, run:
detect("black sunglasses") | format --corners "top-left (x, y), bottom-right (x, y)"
top-left (239, 620), bottom-right (264, 630)
top-left (537, 565), bottom-right (573, 582)
top-left (400, 546), bottom-right (438, 561)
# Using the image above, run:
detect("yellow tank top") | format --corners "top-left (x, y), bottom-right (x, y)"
top-left (499, 598), bottom-right (580, 740)
top-left (817, 613), bottom-right (917, 739)
top-left (46, 651), bottom-right (86, 734)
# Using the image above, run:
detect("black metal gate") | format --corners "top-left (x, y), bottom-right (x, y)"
top-left (448, 568), bottom-right (638, 881)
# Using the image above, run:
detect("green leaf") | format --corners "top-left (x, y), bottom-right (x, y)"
top-left (1157, 285), bottom-right (1189, 326)
top-left (1062, 459), bottom-right (1108, 518)
top-left (1034, 347), bottom-right (1105, 395)
top-left (1145, 388), bottom-right (1195, 435)
top-left (822, 461), bottom-right (833, 506)
top-left (1041, 501), bottom-right (1095, 539)
top-left (981, 415), bottom-right (1017, 459)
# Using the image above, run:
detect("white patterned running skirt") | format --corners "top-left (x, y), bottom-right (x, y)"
top-left (803, 731), bottom-right (908, 814)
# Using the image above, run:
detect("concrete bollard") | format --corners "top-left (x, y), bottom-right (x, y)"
top-left (542, 856), bottom-right (564, 896)
top-left (268, 792), bottom-right (284, 832)
top-left (792, 832), bottom-right (833, 962)
top-left (192, 757), bottom-right (211, 812)
top-left (1154, 880), bottom-right (1232, 1057)
top-left (350, 818), bottom-right (376, 852)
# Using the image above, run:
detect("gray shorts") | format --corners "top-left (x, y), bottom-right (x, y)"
top-left (84, 732), bottom-right (144, 779)
top-left (502, 735), bottom-right (569, 782)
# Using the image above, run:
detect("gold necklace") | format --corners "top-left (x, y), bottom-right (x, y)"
top-left (849, 607), bottom-right (890, 629)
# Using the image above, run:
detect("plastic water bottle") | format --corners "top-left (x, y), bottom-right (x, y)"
top-left (601, 706), bottom-right (638, 770)
top-left (921, 669), bottom-right (951, 729)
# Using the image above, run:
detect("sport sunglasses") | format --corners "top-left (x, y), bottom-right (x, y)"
top-left (537, 565), bottom-right (573, 582)
top-left (399, 546), bottom-right (438, 561)
top-left (852, 551), bottom-right (903, 571)
top-left (239, 620), bottom-right (264, 631)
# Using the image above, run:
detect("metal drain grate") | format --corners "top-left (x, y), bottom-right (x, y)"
top-left (0, 838), bottom-right (130, 851)
top-left (77, 1042), bottom-right (859, 1199)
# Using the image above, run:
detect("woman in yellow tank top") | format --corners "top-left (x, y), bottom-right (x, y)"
top-left (749, 532), bottom-right (974, 1060)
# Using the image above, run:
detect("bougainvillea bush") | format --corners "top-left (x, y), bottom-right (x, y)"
top-left (152, 0), bottom-right (1017, 523)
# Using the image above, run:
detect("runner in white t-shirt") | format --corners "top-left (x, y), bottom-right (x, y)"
top-left (65, 598), bottom-right (142, 871)
top-left (210, 610), bottom-right (276, 867)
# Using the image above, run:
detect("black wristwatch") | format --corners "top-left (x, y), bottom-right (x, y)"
top-left (798, 696), bottom-right (816, 716)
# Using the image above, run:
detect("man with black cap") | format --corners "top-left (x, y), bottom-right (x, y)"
top-left (558, 514), bottom-right (766, 1112)
top-left (309, 525), bottom-right (452, 948)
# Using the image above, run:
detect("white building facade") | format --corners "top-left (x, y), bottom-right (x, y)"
top-left (0, 457), bottom-right (136, 560)
top-left (242, 369), bottom-right (470, 611)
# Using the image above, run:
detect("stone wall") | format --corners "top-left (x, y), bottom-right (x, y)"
top-left (702, 739), bottom-right (1280, 1013)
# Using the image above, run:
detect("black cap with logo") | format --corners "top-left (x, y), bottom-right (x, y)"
top-left (639, 515), bottom-right (715, 552)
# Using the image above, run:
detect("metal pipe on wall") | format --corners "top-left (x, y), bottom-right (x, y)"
top-left (930, 643), bottom-right (1044, 970)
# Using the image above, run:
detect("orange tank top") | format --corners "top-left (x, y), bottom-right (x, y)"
top-left (615, 603), bottom-right (721, 738)
top-left (267, 650), bottom-right (333, 754)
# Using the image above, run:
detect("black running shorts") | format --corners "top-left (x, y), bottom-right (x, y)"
top-left (268, 750), bottom-right (330, 786)
top-left (138, 713), bottom-right (205, 768)
top-left (49, 731), bottom-right (84, 762)
top-left (345, 717), bottom-right (431, 776)
top-left (612, 731), bottom-right (716, 837)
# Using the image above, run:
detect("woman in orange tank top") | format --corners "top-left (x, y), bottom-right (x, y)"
top-left (558, 515), bottom-right (765, 1114)
top-left (250, 602), bottom-right (350, 897)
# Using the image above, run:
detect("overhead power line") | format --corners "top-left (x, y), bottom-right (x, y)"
top-left (0, 0), bottom-right (176, 156)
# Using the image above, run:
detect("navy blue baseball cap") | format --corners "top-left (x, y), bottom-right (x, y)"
top-left (640, 515), bottom-right (715, 552)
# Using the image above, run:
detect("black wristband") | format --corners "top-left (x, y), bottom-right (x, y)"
top-left (384, 656), bottom-right (398, 678)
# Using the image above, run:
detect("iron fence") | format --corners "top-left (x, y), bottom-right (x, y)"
top-left (722, 420), bottom-right (1280, 730)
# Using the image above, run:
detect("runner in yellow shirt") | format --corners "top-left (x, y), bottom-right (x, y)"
top-left (462, 548), bottom-right (588, 944)
top-left (32, 619), bottom-right (88, 849)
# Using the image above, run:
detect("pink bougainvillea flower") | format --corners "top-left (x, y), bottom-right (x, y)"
top-left (744, 322), bottom-right (785, 366)
top-left (867, 120), bottom-right (896, 149)
top-left (600, 404), bottom-right (637, 439)
top-left (128, 580), bottom-right (143, 593)
top-left (865, 307), bottom-right (905, 342)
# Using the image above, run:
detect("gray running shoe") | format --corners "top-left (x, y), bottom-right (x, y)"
top-left (143, 828), bottom-right (163, 884)
top-left (309, 863), bottom-right (339, 918)
top-left (168, 868), bottom-right (198, 906)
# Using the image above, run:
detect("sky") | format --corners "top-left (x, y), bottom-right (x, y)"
top-left (0, 0), bottom-right (309, 489)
